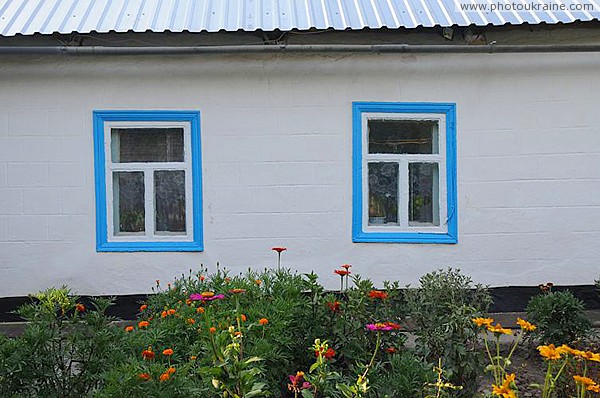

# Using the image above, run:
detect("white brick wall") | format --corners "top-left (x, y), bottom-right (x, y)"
top-left (1, 48), bottom-right (600, 297)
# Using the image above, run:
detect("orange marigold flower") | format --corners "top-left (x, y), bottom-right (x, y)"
top-left (487, 323), bottom-right (513, 335)
top-left (334, 269), bottom-right (350, 276)
top-left (167, 309), bottom-right (176, 315)
top-left (241, 314), bottom-right (247, 322)
top-left (125, 326), bottom-right (134, 332)
top-left (139, 373), bottom-right (150, 381)
top-left (166, 367), bottom-right (176, 375)
top-left (327, 301), bottom-right (341, 312)
top-left (138, 320), bottom-right (150, 328)
top-left (140, 304), bottom-right (148, 311)
top-left (199, 275), bottom-right (205, 281)
top-left (196, 306), bottom-right (205, 314)
top-left (573, 375), bottom-right (596, 386)
top-left (234, 331), bottom-right (242, 337)
top-left (186, 318), bottom-right (195, 325)
top-left (159, 372), bottom-right (170, 382)
top-left (516, 318), bottom-right (536, 332)
top-left (190, 355), bottom-right (197, 361)
top-left (201, 292), bottom-right (215, 298)
top-left (255, 279), bottom-right (262, 285)
top-left (368, 290), bottom-right (388, 300)
top-left (472, 317), bottom-right (494, 327)
top-left (209, 327), bottom-right (217, 333)
top-left (161, 310), bottom-right (167, 318)
top-left (259, 318), bottom-right (269, 326)
top-left (142, 348), bottom-right (155, 360)
top-left (185, 299), bottom-right (192, 306)
top-left (162, 348), bottom-right (174, 356)
top-left (75, 303), bottom-right (85, 312)
top-left (538, 344), bottom-right (562, 360)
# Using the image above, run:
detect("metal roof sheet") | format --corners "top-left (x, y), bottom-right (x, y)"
top-left (1, 0), bottom-right (599, 37)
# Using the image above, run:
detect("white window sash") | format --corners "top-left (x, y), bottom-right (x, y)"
top-left (361, 112), bottom-right (448, 234)
top-left (104, 121), bottom-right (194, 243)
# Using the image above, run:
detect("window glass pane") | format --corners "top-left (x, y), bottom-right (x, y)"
top-left (111, 128), bottom-right (184, 163)
top-left (368, 119), bottom-right (438, 154)
top-left (368, 162), bottom-right (398, 225)
top-left (409, 163), bottom-right (439, 225)
top-left (154, 170), bottom-right (186, 234)
top-left (113, 171), bottom-right (145, 234)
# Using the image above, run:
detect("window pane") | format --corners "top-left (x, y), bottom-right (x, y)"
top-left (368, 162), bottom-right (398, 225)
top-left (409, 163), bottom-right (439, 225)
top-left (113, 171), bottom-right (145, 234)
top-left (154, 170), bottom-right (186, 234)
top-left (368, 119), bottom-right (438, 154)
top-left (111, 128), bottom-right (184, 163)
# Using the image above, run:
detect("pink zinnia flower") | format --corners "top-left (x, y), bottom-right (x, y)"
top-left (189, 293), bottom-right (225, 302)
top-left (366, 322), bottom-right (401, 332)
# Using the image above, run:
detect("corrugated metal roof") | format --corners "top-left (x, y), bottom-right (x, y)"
top-left (1, 0), bottom-right (599, 37)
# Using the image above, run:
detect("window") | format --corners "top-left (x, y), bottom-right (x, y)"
top-left (352, 102), bottom-right (457, 243)
top-left (93, 111), bottom-right (203, 251)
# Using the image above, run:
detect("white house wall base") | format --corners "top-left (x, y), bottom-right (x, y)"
top-left (1, 48), bottom-right (600, 296)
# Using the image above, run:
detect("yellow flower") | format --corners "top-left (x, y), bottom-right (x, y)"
top-left (588, 384), bottom-right (600, 392)
top-left (492, 374), bottom-right (517, 398)
top-left (472, 317), bottom-right (494, 327)
top-left (538, 344), bottom-right (562, 360)
top-left (487, 323), bottom-right (513, 335)
top-left (516, 318), bottom-right (536, 332)
top-left (579, 351), bottom-right (600, 362)
top-left (573, 375), bottom-right (597, 386)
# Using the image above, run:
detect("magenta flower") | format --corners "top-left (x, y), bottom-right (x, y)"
top-left (189, 293), bottom-right (225, 302)
top-left (366, 322), bottom-right (401, 332)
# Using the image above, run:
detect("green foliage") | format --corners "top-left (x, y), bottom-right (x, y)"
top-left (403, 268), bottom-right (491, 397)
top-left (526, 290), bottom-right (591, 345)
top-left (0, 289), bottom-right (123, 398)
top-left (370, 350), bottom-right (434, 398)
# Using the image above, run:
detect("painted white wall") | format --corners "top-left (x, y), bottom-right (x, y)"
top-left (1, 50), bottom-right (600, 297)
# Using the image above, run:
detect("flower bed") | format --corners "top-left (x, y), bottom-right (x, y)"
top-left (1, 258), bottom-right (599, 397)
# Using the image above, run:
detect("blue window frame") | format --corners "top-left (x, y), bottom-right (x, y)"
top-left (93, 110), bottom-right (203, 252)
top-left (352, 102), bottom-right (457, 244)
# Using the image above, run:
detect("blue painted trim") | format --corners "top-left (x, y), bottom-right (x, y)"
top-left (352, 102), bottom-right (458, 244)
top-left (92, 110), bottom-right (204, 252)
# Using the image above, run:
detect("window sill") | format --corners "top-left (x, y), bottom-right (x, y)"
top-left (96, 241), bottom-right (204, 252)
top-left (352, 231), bottom-right (457, 244)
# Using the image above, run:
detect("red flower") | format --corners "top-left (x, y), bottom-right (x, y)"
top-left (162, 348), bottom-right (174, 356)
top-left (272, 247), bottom-right (287, 253)
top-left (139, 304), bottom-right (147, 311)
top-left (327, 301), bottom-right (341, 312)
top-left (385, 347), bottom-right (397, 354)
top-left (323, 348), bottom-right (336, 359)
top-left (139, 373), bottom-right (150, 381)
top-left (334, 269), bottom-right (350, 276)
top-left (368, 290), bottom-right (388, 300)
top-left (142, 348), bottom-right (155, 360)
top-left (341, 264), bottom-right (352, 270)
top-left (75, 303), bottom-right (85, 312)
